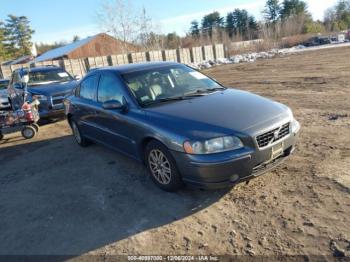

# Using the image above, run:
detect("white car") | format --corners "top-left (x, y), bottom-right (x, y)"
top-left (0, 79), bottom-right (10, 109)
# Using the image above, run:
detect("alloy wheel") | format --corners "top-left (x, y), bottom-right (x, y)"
top-left (148, 149), bottom-right (172, 185)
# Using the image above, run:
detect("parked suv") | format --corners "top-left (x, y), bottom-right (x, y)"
top-left (8, 66), bottom-right (78, 118)
top-left (0, 79), bottom-right (10, 109)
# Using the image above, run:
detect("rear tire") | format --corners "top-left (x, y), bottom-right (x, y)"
top-left (70, 119), bottom-right (90, 147)
top-left (21, 126), bottom-right (36, 139)
top-left (145, 140), bottom-right (184, 192)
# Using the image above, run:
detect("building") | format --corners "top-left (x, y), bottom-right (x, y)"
top-left (34, 33), bottom-right (137, 63)
top-left (2, 55), bottom-right (33, 66)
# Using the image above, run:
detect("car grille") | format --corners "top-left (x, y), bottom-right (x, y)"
top-left (52, 94), bottom-right (66, 105)
top-left (256, 123), bottom-right (290, 148)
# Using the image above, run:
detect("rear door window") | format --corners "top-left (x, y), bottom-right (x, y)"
top-left (79, 74), bottom-right (99, 100)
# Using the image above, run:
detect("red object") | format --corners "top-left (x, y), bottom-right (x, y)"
top-left (22, 102), bottom-right (34, 122)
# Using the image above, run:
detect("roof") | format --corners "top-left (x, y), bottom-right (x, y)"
top-left (90, 62), bottom-right (180, 74)
top-left (14, 66), bottom-right (64, 75)
top-left (2, 55), bottom-right (33, 66)
top-left (34, 35), bottom-right (98, 63)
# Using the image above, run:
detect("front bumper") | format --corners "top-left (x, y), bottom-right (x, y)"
top-left (37, 101), bottom-right (65, 119)
top-left (172, 131), bottom-right (299, 189)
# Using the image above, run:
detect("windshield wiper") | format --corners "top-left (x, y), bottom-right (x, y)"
top-left (205, 87), bottom-right (226, 92)
top-left (184, 87), bottom-right (226, 97)
top-left (142, 87), bottom-right (227, 107)
top-left (142, 96), bottom-right (186, 106)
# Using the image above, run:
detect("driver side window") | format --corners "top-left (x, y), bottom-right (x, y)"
top-left (97, 73), bottom-right (123, 104)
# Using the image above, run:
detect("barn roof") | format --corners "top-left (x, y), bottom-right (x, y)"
top-left (3, 55), bottom-right (33, 65)
top-left (34, 35), bottom-right (98, 63)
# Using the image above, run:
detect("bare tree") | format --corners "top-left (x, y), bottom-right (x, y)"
top-left (97, 0), bottom-right (162, 52)
top-left (137, 7), bottom-right (153, 50)
top-left (97, 0), bottom-right (139, 53)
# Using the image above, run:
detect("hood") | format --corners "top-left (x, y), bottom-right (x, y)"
top-left (144, 89), bottom-right (292, 139)
top-left (28, 81), bottom-right (78, 96)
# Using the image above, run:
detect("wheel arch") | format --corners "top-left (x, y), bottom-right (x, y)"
top-left (67, 113), bottom-right (73, 126)
top-left (139, 136), bottom-right (170, 164)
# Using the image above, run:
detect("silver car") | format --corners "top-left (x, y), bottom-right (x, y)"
top-left (0, 79), bottom-right (10, 109)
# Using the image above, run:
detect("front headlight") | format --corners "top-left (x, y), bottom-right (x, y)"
top-left (286, 107), bottom-right (294, 118)
top-left (184, 136), bottom-right (244, 154)
top-left (32, 94), bottom-right (47, 101)
top-left (291, 118), bottom-right (300, 134)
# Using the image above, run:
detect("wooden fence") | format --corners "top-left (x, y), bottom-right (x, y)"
top-left (0, 44), bottom-right (225, 79)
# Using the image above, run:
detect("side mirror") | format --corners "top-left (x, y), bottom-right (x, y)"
top-left (102, 99), bottom-right (127, 111)
top-left (13, 83), bottom-right (24, 89)
top-left (21, 75), bottom-right (29, 84)
top-left (74, 75), bottom-right (82, 80)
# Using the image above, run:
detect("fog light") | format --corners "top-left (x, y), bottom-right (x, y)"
top-left (230, 174), bottom-right (240, 183)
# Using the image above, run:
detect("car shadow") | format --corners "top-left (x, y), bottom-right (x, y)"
top-left (0, 135), bottom-right (230, 255)
top-left (37, 117), bottom-right (66, 126)
top-left (0, 135), bottom-right (27, 145)
top-left (0, 117), bottom-right (65, 145)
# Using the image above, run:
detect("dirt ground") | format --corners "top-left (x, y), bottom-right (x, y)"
top-left (0, 46), bottom-right (349, 258)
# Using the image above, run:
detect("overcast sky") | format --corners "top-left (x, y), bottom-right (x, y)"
top-left (0, 0), bottom-right (339, 44)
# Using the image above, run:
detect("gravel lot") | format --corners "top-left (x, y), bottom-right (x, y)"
top-left (0, 46), bottom-right (349, 258)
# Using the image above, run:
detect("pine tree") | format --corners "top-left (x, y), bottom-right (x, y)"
top-left (280, 0), bottom-right (308, 18)
top-left (72, 35), bottom-right (80, 42)
top-left (189, 20), bottom-right (200, 38)
top-left (0, 22), bottom-right (8, 61)
top-left (263, 0), bottom-right (281, 23)
top-left (201, 12), bottom-right (224, 38)
top-left (225, 13), bottom-right (236, 37)
top-left (4, 15), bottom-right (35, 57)
top-left (226, 9), bottom-right (258, 40)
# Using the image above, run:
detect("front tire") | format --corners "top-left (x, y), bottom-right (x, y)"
top-left (70, 119), bottom-right (90, 147)
top-left (145, 140), bottom-right (184, 192)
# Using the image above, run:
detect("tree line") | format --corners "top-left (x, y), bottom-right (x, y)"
top-left (0, 0), bottom-right (350, 62)
top-left (188, 0), bottom-right (350, 42)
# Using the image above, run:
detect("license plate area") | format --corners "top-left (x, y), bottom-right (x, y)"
top-left (271, 142), bottom-right (284, 160)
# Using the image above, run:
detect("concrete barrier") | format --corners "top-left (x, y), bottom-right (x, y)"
top-left (192, 46), bottom-right (204, 63)
top-left (214, 44), bottom-right (225, 59)
top-left (131, 52), bottom-right (147, 63)
top-left (148, 50), bottom-right (163, 62)
top-left (177, 48), bottom-right (191, 64)
top-left (1, 43), bottom-right (230, 79)
top-left (110, 54), bottom-right (129, 65)
top-left (204, 45), bottom-right (214, 61)
top-left (163, 49), bottom-right (177, 62)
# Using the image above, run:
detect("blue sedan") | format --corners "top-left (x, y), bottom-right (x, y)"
top-left (65, 62), bottom-right (300, 191)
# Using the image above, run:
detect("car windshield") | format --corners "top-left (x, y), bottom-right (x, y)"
top-left (0, 80), bottom-right (9, 90)
top-left (122, 65), bottom-right (224, 106)
top-left (27, 69), bottom-right (73, 86)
